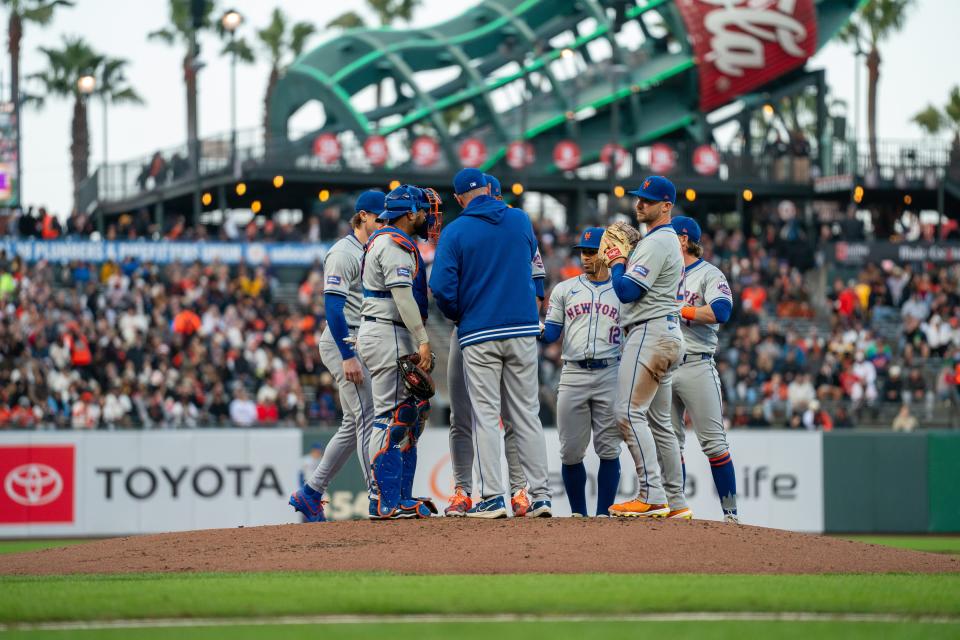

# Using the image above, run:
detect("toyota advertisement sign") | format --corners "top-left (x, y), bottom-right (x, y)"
top-left (0, 431), bottom-right (301, 538)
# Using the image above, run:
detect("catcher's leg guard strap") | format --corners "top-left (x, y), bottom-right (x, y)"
top-left (400, 398), bottom-right (429, 500)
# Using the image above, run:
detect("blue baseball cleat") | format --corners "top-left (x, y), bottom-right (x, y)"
top-left (289, 487), bottom-right (326, 522)
top-left (529, 500), bottom-right (552, 518)
top-left (369, 497), bottom-right (432, 520)
top-left (465, 495), bottom-right (508, 519)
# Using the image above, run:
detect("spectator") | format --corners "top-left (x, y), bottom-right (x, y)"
top-left (229, 387), bottom-right (257, 427)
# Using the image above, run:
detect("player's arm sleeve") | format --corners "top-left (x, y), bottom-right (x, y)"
top-left (703, 269), bottom-right (734, 324)
top-left (541, 285), bottom-right (565, 343)
top-left (324, 293), bottom-right (354, 359)
top-left (611, 263), bottom-right (647, 303)
top-left (391, 287), bottom-right (429, 345)
top-left (428, 233), bottom-right (460, 321)
top-left (323, 252), bottom-right (359, 359)
top-left (381, 243), bottom-right (417, 289)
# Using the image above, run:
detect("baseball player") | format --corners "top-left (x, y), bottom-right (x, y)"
top-left (671, 216), bottom-right (739, 523)
top-left (541, 227), bottom-right (622, 517)
top-left (290, 191), bottom-right (382, 522)
top-left (601, 176), bottom-right (689, 518)
top-left (430, 168), bottom-right (551, 519)
top-left (357, 184), bottom-right (440, 519)
top-left (444, 173), bottom-right (542, 518)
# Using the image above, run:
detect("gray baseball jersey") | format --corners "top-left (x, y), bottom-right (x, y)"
top-left (621, 224), bottom-right (685, 326)
top-left (679, 259), bottom-right (732, 355)
top-left (360, 234), bottom-right (417, 323)
top-left (545, 275), bottom-right (622, 361)
top-left (545, 275), bottom-right (622, 470)
top-left (323, 234), bottom-right (365, 327)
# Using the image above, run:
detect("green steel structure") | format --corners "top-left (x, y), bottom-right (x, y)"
top-left (79, 0), bottom-right (960, 228)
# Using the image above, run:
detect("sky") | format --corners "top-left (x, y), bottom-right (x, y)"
top-left (14, 0), bottom-right (960, 215)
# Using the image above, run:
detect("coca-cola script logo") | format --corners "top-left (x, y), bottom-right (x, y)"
top-left (0, 445), bottom-right (75, 524)
top-left (678, 0), bottom-right (817, 112)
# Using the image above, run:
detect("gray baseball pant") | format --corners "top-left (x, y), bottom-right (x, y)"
top-left (449, 335), bottom-right (526, 496)
top-left (615, 316), bottom-right (685, 506)
top-left (311, 331), bottom-right (374, 495)
top-left (556, 365), bottom-right (621, 464)
top-left (461, 336), bottom-right (549, 501)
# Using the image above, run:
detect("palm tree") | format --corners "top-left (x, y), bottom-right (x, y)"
top-left (327, 0), bottom-right (423, 116)
top-left (911, 105), bottom-right (943, 137)
top-left (912, 86), bottom-right (960, 168)
top-left (839, 0), bottom-right (914, 169)
top-left (28, 36), bottom-right (101, 211)
top-left (2, 0), bottom-right (73, 199)
top-left (148, 0), bottom-right (219, 171)
top-left (93, 57), bottom-right (144, 168)
top-left (257, 8), bottom-right (314, 145)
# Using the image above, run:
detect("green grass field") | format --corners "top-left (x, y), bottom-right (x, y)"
top-left (1, 536), bottom-right (958, 638)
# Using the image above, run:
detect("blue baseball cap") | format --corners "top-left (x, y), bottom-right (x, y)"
top-left (574, 227), bottom-right (605, 250)
top-left (380, 184), bottom-right (425, 221)
top-left (355, 190), bottom-right (385, 215)
top-left (671, 216), bottom-right (702, 244)
top-left (628, 175), bottom-right (676, 204)
top-left (453, 168), bottom-right (487, 195)
top-left (483, 174), bottom-right (502, 198)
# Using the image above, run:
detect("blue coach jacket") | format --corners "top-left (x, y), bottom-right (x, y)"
top-left (429, 195), bottom-right (541, 348)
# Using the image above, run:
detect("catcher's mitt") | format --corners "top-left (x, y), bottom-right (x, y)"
top-left (397, 353), bottom-right (436, 400)
top-left (598, 222), bottom-right (641, 265)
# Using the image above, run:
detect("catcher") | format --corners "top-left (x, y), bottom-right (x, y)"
top-left (600, 176), bottom-right (689, 518)
top-left (357, 184), bottom-right (442, 519)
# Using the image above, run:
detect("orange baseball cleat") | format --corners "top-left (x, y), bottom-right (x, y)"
top-left (511, 488), bottom-right (531, 517)
top-left (667, 507), bottom-right (693, 520)
top-left (608, 498), bottom-right (670, 518)
top-left (444, 486), bottom-right (472, 517)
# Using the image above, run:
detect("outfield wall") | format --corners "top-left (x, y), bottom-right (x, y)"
top-left (2, 429), bottom-right (956, 536)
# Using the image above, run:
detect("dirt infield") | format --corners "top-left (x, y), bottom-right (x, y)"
top-left (2, 519), bottom-right (957, 575)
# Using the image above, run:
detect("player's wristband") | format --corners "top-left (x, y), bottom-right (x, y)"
top-left (680, 306), bottom-right (697, 321)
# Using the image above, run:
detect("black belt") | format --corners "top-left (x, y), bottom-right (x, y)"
top-left (681, 352), bottom-right (712, 363)
top-left (362, 315), bottom-right (405, 327)
top-left (348, 325), bottom-right (359, 331)
top-left (566, 357), bottom-right (620, 370)
top-left (624, 313), bottom-right (679, 334)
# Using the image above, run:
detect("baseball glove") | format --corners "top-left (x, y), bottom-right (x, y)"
top-left (397, 353), bottom-right (435, 400)
top-left (598, 222), bottom-right (641, 265)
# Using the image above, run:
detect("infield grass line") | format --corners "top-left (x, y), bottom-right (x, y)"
top-left (2, 619), bottom-right (960, 640)
top-left (1, 573), bottom-right (959, 623)
top-left (843, 536), bottom-right (960, 555)
top-left (0, 540), bottom-right (91, 555)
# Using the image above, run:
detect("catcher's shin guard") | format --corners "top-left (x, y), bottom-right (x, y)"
top-left (370, 401), bottom-right (418, 517)
top-left (400, 399), bottom-right (430, 500)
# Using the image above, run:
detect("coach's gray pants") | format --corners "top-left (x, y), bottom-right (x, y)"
top-left (616, 316), bottom-right (686, 508)
top-left (448, 334), bottom-right (526, 496)
top-left (557, 364), bottom-right (621, 464)
top-left (461, 336), bottom-right (549, 501)
top-left (311, 329), bottom-right (374, 495)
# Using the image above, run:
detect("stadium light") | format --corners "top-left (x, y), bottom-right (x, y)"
top-left (273, 175), bottom-right (284, 188)
top-left (762, 103), bottom-right (774, 118)
top-left (685, 188), bottom-right (696, 202)
top-left (319, 189), bottom-right (330, 202)
top-left (389, 180), bottom-right (401, 190)
top-left (251, 200), bottom-right (262, 214)
top-left (77, 74), bottom-right (96, 95)
top-left (853, 185), bottom-right (864, 204)
top-left (613, 185), bottom-right (625, 198)
top-left (201, 192), bottom-right (212, 206)
top-left (235, 182), bottom-right (247, 196)
top-left (904, 194), bottom-right (912, 206)
top-left (220, 9), bottom-right (243, 32)
top-left (511, 183), bottom-right (524, 196)
top-left (742, 189), bottom-right (754, 202)
top-left (560, 47), bottom-right (574, 60)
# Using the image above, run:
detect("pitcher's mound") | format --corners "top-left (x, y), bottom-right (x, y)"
top-left (2, 519), bottom-right (957, 575)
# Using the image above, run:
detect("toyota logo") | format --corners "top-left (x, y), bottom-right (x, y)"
top-left (4, 463), bottom-right (63, 506)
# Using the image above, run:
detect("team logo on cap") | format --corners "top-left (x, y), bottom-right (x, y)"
top-left (585, 231), bottom-right (592, 239)
top-left (643, 180), bottom-right (651, 189)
